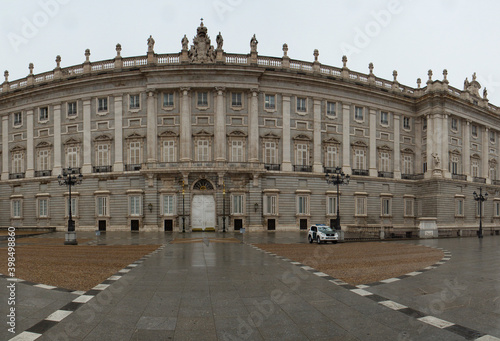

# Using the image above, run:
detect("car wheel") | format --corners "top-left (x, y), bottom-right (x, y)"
top-left (308, 235), bottom-right (313, 243)
top-left (317, 236), bottom-right (321, 244)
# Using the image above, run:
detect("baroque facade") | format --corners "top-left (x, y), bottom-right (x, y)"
top-left (1, 21), bottom-right (500, 236)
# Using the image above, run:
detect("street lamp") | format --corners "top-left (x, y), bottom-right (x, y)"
top-left (473, 187), bottom-right (488, 239)
top-left (325, 167), bottom-right (350, 230)
top-left (58, 168), bottom-right (83, 245)
top-left (182, 180), bottom-right (186, 233)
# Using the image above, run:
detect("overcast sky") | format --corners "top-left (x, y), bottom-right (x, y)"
top-left (1, 0), bottom-right (500, 106)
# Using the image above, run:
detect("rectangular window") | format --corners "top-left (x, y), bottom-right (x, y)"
top-left (197, 92), bottom-right (208, 106)
top-left (129, 141), bottom-right (141, 165)
top-left (67, 146), bottom-right (79, 168)
top-left (163, 195), bottom-right (175, 215)
top-left (450, 156), bottom-right (459, 174)
top-left (355, 196), bottom-right (366, 216)
top-left (13, 112), bottom-right (22, 126)
top-left (67, 102), bottom-right (77, 116)
top-left (476, 201), bottom-right (484, 217)
top-left (495, 201), bottom-right (500, 217)
top-left (12, 200), bottom-right (21, 218)
top-left (38, 149), bottom-right (50, 170)
top-left (404, 198), bottom-right (414, 217)
top-left (296, 144), bottom-right (308, 166)
top-left (98, 97), bottom-right (108, 112)
top-left (456, 198), bottom-right (464, 216)
top-left (381, 198), bottom-right (391, 216)
top-left (97, 144), bottom-right (109, 166)
top-left (130, 196), bottom-right (141, 216)
top-left (232, 195), bottom-right (243, 214)
top-left (472, 125), bottom-right (478, 137)
top-left (355, 150), bottom-right (366, 170)
top-left (129, 94), bottom-right (140, 109)
top-left (472, 160), bottom-right (479, 177)
top-left (379, 152), bottom-right (390, 172)
top-left (97, 197), bottom-right (108, 216)
top-left (231, 140), bottom-right (244, 162)
top-left (297, 196), bottom-right (309, 215)
top-left (380, 111), bottom-right (389, 125)
top-left (231, 92), bottom-right (242, 107)
top-left (490, 131), bottom-right (496, 143)
top-left (297, 97), bottom-right (306, 112)
top-left (490, 166), bottom-right (496, 181)
top-left (265, 195), bottom-right (277, 215)
top-left (265, 94), bottom-right (275, 110)
top-left (423, 118), bottom-right (427, 130)
top-left (38, 198), bottom-right (48, 218)
top-left (403, 116), bottom-right (411, 130)
top-left (327, 196), bottom-right (337, 215)
top-left (354, 106), bottom-right (364, 121)
top-left (39, 107), bottom-right (48, 121)
top-left (163, 140), bottom-right (176, 162)
top-left (403, 155), bottom-right (413, 175)
top-left (12, 153), bottom-right (23, 174)
top-left (326, 102), bottom-right (336, 117)
top-left (163, 93), bottom-right (174, 107)
top-left (325, 146), bottom-right (337, 168)
top-left (197, 140), bottom-right (210, 161)
top-left (67, 197), bottom-right (77, 217)
top-left (451, 118), bottom-right (458, 131)
top-left (265, 142), bottom-right (277, 164)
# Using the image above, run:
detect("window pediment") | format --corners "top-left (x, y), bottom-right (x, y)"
top-left (401, 147), bottom-right (414, 154)
top-left (351, 140), bottom-right (368, 148)
top-left (293, 134), bottom-right (311, 141)
top-left (64, 137), bottom-right (81, 145)
top-left (323, 137), bottom-right (340, 144)
top-left (261, 132), bottom-right (280, 140)
top-left (10, 145), bottom-right (25, 152)
top-left (377, 145), bottom-right (392, 152)
top-left (159, 130), bottom-right (178, 138)
top-left (193, 129), bottom-right (213, 137)
top-left (227, 130), bottom-right (247, 137)
top-left (449, 149), bottom-right (461, 156)
top-left (94, 134), bottom-right (113, 142)
top-left (125, 132), bottom-right (144, 140)
top-left (36, 141), bottom-right (52, 148)
top-left (471, 153), bottom-right (481, 159)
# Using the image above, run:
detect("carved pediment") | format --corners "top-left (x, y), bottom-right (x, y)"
top-left (323, 137), bottom-right (340, 144)
top-left (471, 153), bottom-right (481, 159)
top-left (35, 141), bottom-right (52, 148)
top-left (489, 158), bottom-right (497, 165)
top-left (293, 134), bottom-right (311, 141)
top-left (193, 129), bottom-right (213, 137)
top-left (10, 145), bottom-right (25, 152)
top-left (449, 149), bottom-right (461, 156)
top-left (64, 137), bottom-right (81, 145)
top-left (377, 145), bottom-right (392, 151)
top-left (159, 130), bottom-right (178, 137)
top-left (227, 130), bottom-right (247, 137)
top-left (351, 140), bottom-right (368, 148)
top-left (125, 132), bottom-right (144, 140)
top-left (401, 147), bottom-right (414, 154)
top-left (261, 132), bottom-right (280, 139)
top-left (94, 134), bottom-right (113, 142)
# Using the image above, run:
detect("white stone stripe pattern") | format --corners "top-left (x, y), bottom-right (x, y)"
top-left (351, 289), bottom-right (373, 296)
top-left (45, 310), bottom-right (73, 322)
top-left (417, 316), bottom-right (455, 329)
top-left (380, 277), bottom-right (400, 284)
top-left (475, 335), bottom-right (500, 341)
top-left (379, 300), bottom-right (407, 310)
top-left (9, 331), bottom-right (41, 340)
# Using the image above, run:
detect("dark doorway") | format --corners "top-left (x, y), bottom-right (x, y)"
top-left (234, 219), bottom-right (243, 231)
top-left (98, 220), bottom-right (106, 231)
top-left (330, 219), bottom-right (335, 229)
top-left (267, 219), bottom-right (276, 231)
top-left (131, 220), bottom-right (139, 231)
top-left (164, 219), bottom-right (173, 232)
top-left (299, 219), bottom-right (308, 230)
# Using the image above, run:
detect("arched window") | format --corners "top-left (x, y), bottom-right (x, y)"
top-left (193, 179), bottom-right (214, 191)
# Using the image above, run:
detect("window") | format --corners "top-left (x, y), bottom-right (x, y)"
top-left (66, 197), bottom-right (77, 217)
top-left (325, 146), bottom-right (338, 168)
top-left (38, 149), bottom-right (50, 170)
top-left (130, 196), bottom-right (142, 216)
top-left (404, 198), bottom-right (414, 217)
top-left (231, 140), bottom-right (244, 162)
top-left (196, 140), bottom-right (210, 161)
top-left (12, 152), bottom-right (24, 174)
top-left (451, 118), bottom-right (458, 131)
top-left (163, 195), bottom-right (175, 215)
top-left (265, 94), bottom-right (275, 110)
top-left (264, 142), bottom-right (277, 164)
top-left (327, 196), bottom-right (337, 216)
top-left (162, 140), bottom-right (176, 162)
top-left (163, 93), bottom-right (174, 107)
top-left (129, 141), bottom-right (141, 165)
top-left (96, 144), bottom-right (109, 166)
top-left (450, 155), bottom-right (459, 174)
top-left (98, 97), bottom-right (108, 112)
top-left (456, 198), bottom-right (464, 216)
top-left (495, 201), bottom-right (500, 217)
top-left (232, 195), bottom-right (243, 214)
top-left (381, 197), bottom-right (391, 216)
top-left (197, 92), bottom-right (208, 106)
top-left (354, 149), bottom-right (366, 170)
top-left (67, 102), bottom-right (77, 116)
top-left (472, 125), bottom-right (478, 138)
top-left (12, 200), bottom-right (22, 218)
top-left (476, 201), bottom-right (485, 217)
top-left (403, 116), bottom-right (411, 130)
top-left (38, 198), bottom-right (49, 218)
top-left (423, 118), bottom-right (427, 130)
top-left (379, 152), bottom-right (390, 172)
top-left (296, 144), bottom-right (308, 166)
top-left (97, 196), bottom-right (108, 216)
top-left (326, 102), bottom-right (336, 117)
top-left (490, 166), bottom-right (497, 181)
top-left (129, 94), bottom-right (140, 109)
top-left (66, 146), bottom-right (79, 168)
top-left (490, 131), bottom-right (496, 143)
top-left (231, 92), bottom-right (242, 107)
top-left (403, 155), bottom-right (413, 175)
top-left (380, 112), bottom-right (389, 125)
top-left (355, 196), bottom-right (367, 216)
top-left (297, 196), bottom-right (309, 215)
top-left (264, 195), bottom-right (277, 215)
top-left (354, 106), bottom-right (364, 121)
top-left (13, 112), bottom-right (22, 126)
top-left (39, 107), bottom-right (48, 121)
top-left (297, 97), bottom-right (306, 112)
top-left (471, 160), bottom-right (480, 177)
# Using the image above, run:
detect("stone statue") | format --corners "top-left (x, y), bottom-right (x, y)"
top-left (250, 34), bottom-right (258, 53)
top-left (484, 87), bottom-right (488, 100)
top-left (181, 35), bottom-right (188, 51)
top-left (431, 153), bottom-right (440, 166)
top-left (147, 35), bottom-right (155, 53)
top-left (464, 77), bottom-right (469, 90)
top-left (216, 32), bottom-right (223, 50)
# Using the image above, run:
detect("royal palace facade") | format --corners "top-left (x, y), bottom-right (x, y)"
top-left (1, 22), bottom-right (500, 236)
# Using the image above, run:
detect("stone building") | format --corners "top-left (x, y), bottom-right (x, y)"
top-left (1, 21), bottom-right (499, 236)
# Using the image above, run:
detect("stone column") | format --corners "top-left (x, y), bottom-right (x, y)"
top-left (415, 118), bottom-right (422, 174)
top-left (282, 95), bottom-right (292, 171)
top-left (342, 104), bottom-right (351, 174)
top-left (2, 116), bottom-right (9, 180)
top-left (441, 114), bottom-right (450, 178)
top-left (214, 87), bottom-right (226, 162)
top-left (425, 114), bottom-right (434, 178)
top-left (180, 88), bottom-right (191, 162)
top-left (53, 104), bottom-right (62, 175)
top-left (393, 114), bottom-right (401, 179)
top-left (369, 108), bottom-right (377, 177)
top-left (248, 90), bottom-right (259, 163)
top-left (26, 110), bottom-right (34, 178)
top-left (146, 91), bottom-right (157, 163)
top-left (313, 98), bottom-right (322, 173)
top-left (483, 127), bottom-right (490, 182)
top-left (434, 114), bottom-right (442, 174)
top-left (82, 99), bottom-right (92, 174)
top-left (113, 95), bottom-right (124, 172)
top-left (463, 120), bottom-right (471, 181)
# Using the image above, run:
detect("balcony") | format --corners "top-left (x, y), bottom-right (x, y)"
top-left (9, 173), bottom-right (25, 179)
top-left (452, 173), bottom-right (467, 181)
top-left (473, 176), bottom-right (486, 183)
top-left (293, 165), bottom-right (312, 172)
top-left (63, 167), bottom-right (81, 175)
top-left (493, 180), bottom-right (500, 186)
top-left (125, 164), bottom-right (142, 171)
top-left (352, 169), bottom-right (369, 176)
top-left (323, 167), bottom-right (339, 174)
top-left (265, 164), bottom-right (281, 171)
top-left (93, 166), bottom-right (113, 173)
top-left (35, 170), bottom-right (52, 177)
top-left (378, 171), bottom-right (394, 178)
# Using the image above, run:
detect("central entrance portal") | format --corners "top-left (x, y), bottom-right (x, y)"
top-left (191, 195), bottom-right (216, 231)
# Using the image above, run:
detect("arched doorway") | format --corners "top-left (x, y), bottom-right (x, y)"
top-left (191, 179), bottom-right (216, 231)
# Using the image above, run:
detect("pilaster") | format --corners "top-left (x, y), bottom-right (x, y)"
top-left (180, 88), bottom-right (192, 162)
top-left (248, 89), bottom-right (259, 163)
top-left (483, 127), bottom-right (489, 181)
top-left (214, 87), bottom-right (226, 162)
top-left (2, 116), bottom-right (9, 180)
top-left (463, 120), bottom-right (471, 181)
top-left (53, 104), bottom-right (62, 175)
top-left (26, 110), bottom-right (34, 178)
top-left (82, 99), bottom-right (92, 174)
top-left (312, 99), bottom-right (323, 173)
top-left (281, 95), bottom-right (292, 171)
top-left (113, 95), bottom-right (124, 172)
top-left (441, 114), bottom-right (450, 179)
top-left (146, 91), bottom-right (157, 163)
top-left (369, 109), bottom-right (377, 177)
top-left (393, 114), bottom-right (401, 179)
top-left (342, 103), bottom-right (351, 174)
top-left (425, 114), bottom-right (434, 178)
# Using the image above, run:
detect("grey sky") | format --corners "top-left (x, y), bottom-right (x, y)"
top-left (2, 0), bottom-right (500, 105)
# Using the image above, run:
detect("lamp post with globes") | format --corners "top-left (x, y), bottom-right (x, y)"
top-left (58, 168), bottom-right (83, 245)
top-left (473, 187), bottom-right (488, 239)
top-left (325, 167), bottom-right (350, 231)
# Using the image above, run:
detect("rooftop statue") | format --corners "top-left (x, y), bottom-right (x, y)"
top-left (188, 20), bottom-right (216, 63)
